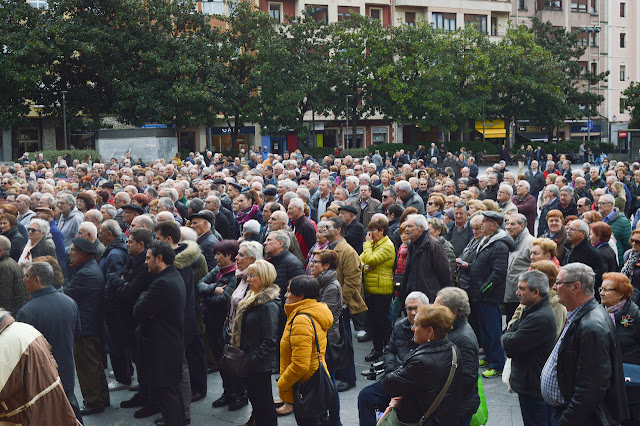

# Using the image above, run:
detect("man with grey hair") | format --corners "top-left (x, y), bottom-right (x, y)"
top-left (501, 270), bottom-right (557, 425)
top-left (17, 261), bottom-right (83, 422)
top-left (538, 184), bottom-right (560, 237)
top-left (0, 235), bottom-right (28, 314)
top-left (504, 213), bottom-right (535, 321)
top-left (84, 209), bottom-right (103, 229)
top-left (394, 180), bottom-right (425, 214)
top-left (557, 186), bottom-right (578, 218)
top-left (57, 193), bottom-right (84, 251)
top-left (435, 287), bottom-right (480, 424)
top-left (562, 219), bottom-right (604, 293)
top-left (541, 263), bottom-right (627, 425)
top-left (78, 221), bottom-right (105, 263)
top-left (598, 193), bottom-right (631, 265)
top-left (357, 291), bottom-right (427, 426)
top-left (345, 175), bottom-right (360, 203)
top-left (310, 178), bottom-right (334, 223)
top-left (16, 194), bottom-right (35, 227)
top-left (497, 184), bottom-right (517, 215)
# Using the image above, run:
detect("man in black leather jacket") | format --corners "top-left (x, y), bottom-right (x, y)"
top-left (541, 263), bottom-right (628, 425)
top-left (357, 291), bottom-right (426, 426)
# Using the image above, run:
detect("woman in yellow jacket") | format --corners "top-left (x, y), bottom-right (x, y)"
top-left (278, 275), bottom-right (334, 424)
top-left (360, 217), bottom-right (396, 363)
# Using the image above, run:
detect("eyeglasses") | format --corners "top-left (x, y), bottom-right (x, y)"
top-left (381, 195), bottom-right (390, 199)
top-left (597, 201), bottom-right (612, 206)
top-left (631, 239), bottom-right (640, 245)
top-left (27, 228), bottom-right (40, 233)
top-left (406, 306), bottom-right (420, 312)
top-left (599, 287), bottom-right (617, 293)
top-left (427, 202), bottom-right (435, 206)
top-left (556, 281), bottom-right (577, 286)
top-left (310, 260), bottom-right (322, 264)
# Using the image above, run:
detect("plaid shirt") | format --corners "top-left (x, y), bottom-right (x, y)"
top-left (540, 300), bottom-right (589, 407)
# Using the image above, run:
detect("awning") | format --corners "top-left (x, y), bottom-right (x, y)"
top-left (518, 132), bottom-right (549, 142)
top-left (476, 128), bottom-right (506, 138)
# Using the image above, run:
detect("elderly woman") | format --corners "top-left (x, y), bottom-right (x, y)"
top-left (467, 200), bottom-right (487, 217)
top-left (530, 238), bottom-right (560, 268)
top-left (360, 217), bottom-right (396, 363)
top-left (456, 214), bottom-right (484, 290)
top-left (241, 219), bottom-right (261, 242)
top-left (212, 241), bottom-right (263, 411)
top-left (621, 229), bottom-right (640, 303)
top-left (590, 222), bottom-right (619, 273)
top-left (381, 304), bottom-right (463, 424)
top-left (18, 218), bottom-right (56, 271)
top-left (75, 192), bottom-right (95, 214)
top-left (428, 218), bottom-right (457, 281)
top-left (426, 194), bottom-right (445, 220)
top-left (600, 272), bottom-right (640, 423)
top-left (278, 276), bottom-right (333, 425)
top-left (543, 210), bottom-right (568, 263)
top-left (305, 221), bottom-right (330, 274)
top-left (231, 259), bottom-right (280, 426)
top-left (0, 213), bottom-right (26, 262)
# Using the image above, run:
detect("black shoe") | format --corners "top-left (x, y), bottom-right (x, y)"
top-left (154, 417), bottom-right (191, 425)
top-left (336, 381), bottom-right (356, 392)
top-left (357, 333), bottom-right (373, 343)
top-left (134, 404), bottom-right (162, 418)
top-left (120, 394), bottom-right (145, 408)
top-left (80, 406), bottom-right (105, 415)
top-left (191, 392), bottom-right (205, 403)
top-left (229, 396), bottom-right (248, 411)
top-left (241, 416), bottom-right (255, 426)
top-left (212, 394), bottom-right (233, 408)
top-left (365, 349), bottom-right (383, 363)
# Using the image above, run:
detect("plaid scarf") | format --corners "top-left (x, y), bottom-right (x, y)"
top-left (605, 299), bottom-right (627, 324)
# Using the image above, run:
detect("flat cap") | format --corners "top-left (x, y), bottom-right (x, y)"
top-left (338, 204), bottom-right (358, 215)
top-left (190, 210), bottom-right (215, 225)
top-left (263, 187), bottom-right (277, 197)
top-left (481, 210), bottom-right (504, 225)
top-left (229, 182), bottom-right (242, 192)
top-left (71, 237), bottom-right (97, 255)
top-left (212, 179), bottom-right (226, 185)
top-left (122, 204), bottom-right (144, 215)
top-left (34, 207), bottom-right (53, 216)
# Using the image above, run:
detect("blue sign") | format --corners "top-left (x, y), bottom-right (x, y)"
top-left (570, 124), bottom-right (601, 133)
top-left (587, 120), bottom-right (593, 130)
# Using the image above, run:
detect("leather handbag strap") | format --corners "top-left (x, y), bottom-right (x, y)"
top-left (418, 346), bottom-right (457, 426)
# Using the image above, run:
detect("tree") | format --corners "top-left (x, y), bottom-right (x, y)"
top-left (622, 83), bottom-right (640, 127)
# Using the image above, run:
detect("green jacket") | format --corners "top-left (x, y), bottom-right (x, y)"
top-left (360, 236), bottom-right (396, 295)
top-left (607, 209), bottom-right (632, 267)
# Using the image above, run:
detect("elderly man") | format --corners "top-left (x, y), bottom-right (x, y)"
top-left (482, 172), bottom-right (500, 201)
top-left (324, 217), bottom-right (367, 392)
top-left (65, 237), bottom-right (110, 415)
top-left (538, 184), bottom-right (560, 237)
top-left (394, 180), bottom-right (425, 214)
top-left (113, 191), bottom-right (131, 230)
top-left (78, 221), bottom-right (105, 263)
top-left (189, 210), bottom-right (218, 271)
top-left (541, 263), bottom-right (627, 425)
top-left (0, 235), bottom-right (28, 314)
top-left (573, 176), bottom-right (592, 202)
top-left (588, 167), bottom-right (606, 192)
top-left (351, 184), bottom-right (381, 229)
top-left (121, 203), bottom-right (144, 234)
top-left (401, 214), bottom-right (451, 303)
top-left (501, 270), bottom-right (557, 425)
top-left (84, 209), bottom-right (103, 229)
top-left (576, 197), bottom-right (592, 218)
top-left (16, 194), bottom-right (35, 227)
top-left (357, 292), bottom-right (428, 426)
top-left (377, 188), bottom-right (398, 215)
top-left (497, 184), bottom-right (517, 215)
top-left (345, 176), bottom-right (360, 203)
top-left (526, 160), bottom-right (545, 200)
top-left (557, 186), bottom-right (579, 218)
top-left (310, 178), bottom-right (334, 223)
top-left (287, 197), bottom-right (316, 259)
top-left (504, 213), bottom-right (535, 323)
top-left (131, 214), bottom-right (155, 232)
top-left (57, 193), bottom-right (84, 251)
top-left (511, 180), bottom-right (537, 235)
top-left (338, 204), bottom-right (365, 255)
top-left (265, 210), bottom-right (305, 263)
top-left (17, 262), bottom-right (83, 422)
top-left (204, 195), bottom-right (231, 239)
top-left (562, 219), bottom-right (604, 292)
top-left (470, 211), bottom-right (514, 378)
top-left (598, 193), bottom-right (631, 266)
top-left (446, 201), bottom-right (472, 257)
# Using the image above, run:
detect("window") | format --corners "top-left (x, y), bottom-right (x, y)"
top-left (18, 128), bottom-right (41, 153)
top-left (540, 0), bottom-right (562, 10)
top-left (571, 0), bottom-right (587, 12)
top-left (372, 128), bottom-right (388, 144)
top-left (620, 33), bottom-right (626, 48)
top-left (432, 13), bottom-right (456, 32)
top-left (621, 2), bottom-right (626, 17)
top-left (338, 6), bottom-right (359, 21)
top-left (370, 8), bottom-right (382, 21)
top-left (464, 15), bottom-right (488, 34)
top-left (519, 0), bottom-right (527, 10)
top-left (620, 98), bottom-right (627, 114)
top-left (491, 17), bottom-right (498, 36)
top-left (269, 3), bottom-right (282, 23)
top-left (405, 12), bottom-right (416, 26)
top-left (620, 65), bottom-right (626, 81)
top-left (590, 62), bottom-right (597, 75)
top-left (27, 0), bottom-right (47, 7)
top-left (308, 5), bottom-right (328, 25)
top-left (590, 0), bottom-right (597, 13)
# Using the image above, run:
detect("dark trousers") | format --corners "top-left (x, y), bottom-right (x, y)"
top-left (294, 411), bottom-right (326, 425)
top-left (365, 294), bottom-right (393, 351)
top-left (185, 334), bottom-right (208, 395)
top-left (518, 394), bottom-right (552, 426)
top-left (475, 301), bottom-right (505, 371)
top-left (335, 310), bottom-right (357, 384)
top-left (156, 383), bottom-right (185, 426)
top-left (64, 386), bottom-right (83, 425)
top-left (246, 371), bottom-right (277, 426)
top-left (220, 367), bottom-right (247, 398)
top-left (73, 336), bottom-right (110, 409)
top-left (358, 380), bottom-right (391, 426)
top-left (328, 369), bottom-right (341, 426)
top-left (105, 310), bottom-right (132, 385)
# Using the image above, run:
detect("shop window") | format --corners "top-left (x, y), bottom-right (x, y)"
top-left (372, 128), bottom-right (388, 144)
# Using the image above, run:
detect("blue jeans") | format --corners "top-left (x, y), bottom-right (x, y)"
top-left (335, 310), bottom-right (356, 384)
top-left (358, 380), bottom-right (391, 426)
top-left (518, 394), bottom-right (552, 426)
top-left (475, 302), bottom-right (505, 371)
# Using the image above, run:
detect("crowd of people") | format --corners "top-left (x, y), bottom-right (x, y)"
top-left (0, 143), bottom-right (639, 426)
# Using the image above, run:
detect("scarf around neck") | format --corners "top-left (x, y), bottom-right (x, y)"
top-left (621, 251), bottom-right (640, 278)
top-left (236, 204), bottom-right (260, 224)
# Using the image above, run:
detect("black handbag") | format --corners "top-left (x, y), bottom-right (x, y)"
top-left (219, 344), bottom-right (249, 378)
top-left (326, 313), bottom-right (354, 371)
top-left (291, 313), bottom-right (337, 418)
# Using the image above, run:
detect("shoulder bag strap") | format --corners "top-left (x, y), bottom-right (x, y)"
top-left (417, 346), bottom-right (458, 426)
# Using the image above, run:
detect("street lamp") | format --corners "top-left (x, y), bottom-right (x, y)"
top-left (584, 26), bottom-right (601, 142)
top-left (61, 90), bottom-right (68, 151)
top-left (345, 94), bottom-right (353, 154)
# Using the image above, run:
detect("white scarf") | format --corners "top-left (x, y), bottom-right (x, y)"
top-left (17, 239), bottom-right (35, 271)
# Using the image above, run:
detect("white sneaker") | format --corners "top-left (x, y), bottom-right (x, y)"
top-left (356, 330), bottom-right (366, 338)
top-left (108, 381), bottom-right (129, 391)
top-left (108, 370), bottom-right (115, 378)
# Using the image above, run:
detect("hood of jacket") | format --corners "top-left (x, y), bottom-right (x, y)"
top-left (104, 234), bottom-right (127, 256)
top-left (63, 207), bottom-right (84, 222)
top-left (609, 208), bottom-right (624, 223)
top-left (284, 298), bottom-right (334, 332)
top-left (174, 240), bottom-right (201, 270)
top-left (478, 229), bottom-right (515, 253)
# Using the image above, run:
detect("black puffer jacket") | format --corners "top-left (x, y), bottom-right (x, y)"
top-left (30, 235), bottom-right (57, 260)
top-left (562, 238), bottom-right (604, 293)
top-left (196, 265), bottom-right (238, 309)
top-left (557, 298), bottom-right (628, 425)
top-left (174, 241), bottom-right (201, 343)
top-left (4, 227), bottom-right (25, 262)
top-left (65, 258), bottom-right (105, 337)
top-left (383, 338), bottom-right (464, 425)
top-left (469, 230), bottom-right (515, 305)
top-left (501, 296), bottom-right (557, 399)
top-left (383, 317), bottom-right (418, 374)
top-left (269, 249), bottom-right (305, 297)
top-left (402, 232), bottom-right (452, 303)
top-left (448, 318), bottom-right (480, 418)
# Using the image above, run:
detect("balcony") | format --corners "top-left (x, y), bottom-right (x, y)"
top-left (393, 0), bottom-right (511, 14)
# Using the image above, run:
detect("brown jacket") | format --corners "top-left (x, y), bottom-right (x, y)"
top-left (334, 238), bottom-right (368, 315)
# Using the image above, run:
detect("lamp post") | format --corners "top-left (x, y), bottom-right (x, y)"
top-left (584, 26), bottom-right (601, 143)
top-left (345, 94), bottom-right (353, 154)
top-left (61, 90), bottom-right (68, 151)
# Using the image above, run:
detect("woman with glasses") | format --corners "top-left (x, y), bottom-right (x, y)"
top-left (18, 218), bottom-right (56, 271)
top-left (621, 230), bottom-right (640, 303)
top-left (425, 194), bottom-right (444, 220)
top-left (599, 272), bottom-right (640, 423)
